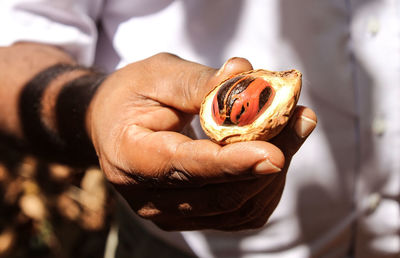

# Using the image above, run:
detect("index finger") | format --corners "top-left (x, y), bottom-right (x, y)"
top-left (112, 124), bottom-right (284, 187)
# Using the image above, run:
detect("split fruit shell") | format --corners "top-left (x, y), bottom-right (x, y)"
top-left (200, 69), bottom-right (302, 145)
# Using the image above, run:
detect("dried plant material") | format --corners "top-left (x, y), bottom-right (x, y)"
top-left (19, 193), bottom-right (47, 221)
top-left (0, 164), bottom-right (9, 183)
top-left (49, 164), bottom-right (72, 181)
top-left (57, 193), bottom-right (81, 221)
top-left (79, 168), bottom-right (107, 230)
top-left (200, 69), bottom-right (301, 144)
top-left (22, 180), bottom-right (40, 195)
top-left (0, 149), bottom-right (112, 257)
top-left (0, 228), bottom-right (15, 256)
top-left (4, 178), bottom-right (23, 205)
top-left (80, 209), bottom-right (105, 231)
top-left (80, 168), bottom-right (106, 211)
top-left (18, 156), bottom-right (37, 178)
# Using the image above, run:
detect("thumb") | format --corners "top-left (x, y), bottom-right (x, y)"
top-left (200, 57), bottom-right (254, 110)
top-left (270, 106), bottom-right (317, 159)
top-left (184, 56), bottom-right (255, 113)
top-left (140, 53), bottom-right (254, 113)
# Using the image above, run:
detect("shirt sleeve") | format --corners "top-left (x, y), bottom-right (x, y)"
top-left (0, 0), bottom-right (104, 66)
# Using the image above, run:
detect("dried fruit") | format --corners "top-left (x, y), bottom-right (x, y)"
top-left (0, 228), bottom-right (15, 255)
top-left (19, 193), bottom-right (47, 221)
top-left (200, 69), bottom-right (301, 144)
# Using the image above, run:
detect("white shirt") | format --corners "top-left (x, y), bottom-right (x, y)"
top-left (0, 0), bottom-right (399, 257)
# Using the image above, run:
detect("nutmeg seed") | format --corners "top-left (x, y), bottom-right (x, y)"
top-left (212, 75), bottom-right (275, 126)
top-left (200, 69), bottom-right (301, 145)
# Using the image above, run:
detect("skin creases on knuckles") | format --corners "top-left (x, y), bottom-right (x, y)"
top-left (200, 69), bottom-right (302, 145)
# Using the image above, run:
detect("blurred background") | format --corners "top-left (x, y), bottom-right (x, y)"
top-left (0, 137), bottom-right (114, 258)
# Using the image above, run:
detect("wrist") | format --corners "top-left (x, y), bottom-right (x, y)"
top-left (56, 71), bottom-right (107, 164)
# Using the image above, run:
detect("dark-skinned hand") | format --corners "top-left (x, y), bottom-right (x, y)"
top-left (87, 53), bottom-right (317, 231)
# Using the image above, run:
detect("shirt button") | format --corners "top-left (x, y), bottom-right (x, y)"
top-left (367, 17), bottom-right (380, 37)
top-left (366, 193), bottom-right (382, 214)
top-left (372, 116), bottom-right (386, 136)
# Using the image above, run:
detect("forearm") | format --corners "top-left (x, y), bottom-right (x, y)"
top-left (0, 42), bottom-right (104, 165)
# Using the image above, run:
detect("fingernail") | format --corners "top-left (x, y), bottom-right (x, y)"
top-left (294, 115), bottom-right (317, 139)
top-left (216, 58), bottom-right (232, 77)
top-left (253, 159), bottom-right (282, 175)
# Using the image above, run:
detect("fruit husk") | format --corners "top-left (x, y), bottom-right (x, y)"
top-left (200, 69), bottom-right (301, 145)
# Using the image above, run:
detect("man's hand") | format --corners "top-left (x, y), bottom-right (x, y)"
top-left (88, 53), bottom-right (317, 231)
top-left (0, 43), bottom-right (316, 231)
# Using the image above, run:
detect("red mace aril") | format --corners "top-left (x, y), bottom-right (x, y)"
top-left (200, 69), bottom-right (301, 145)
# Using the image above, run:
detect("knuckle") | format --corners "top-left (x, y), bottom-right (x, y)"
top-left (152, 52), bottom-right (179, 62)
top-left (177, 202), bottom-right (193, 215)
top-left (165, 169), bottom-right (192, 183)
top-left (99, 160), bottom-right (129, 185)
top-left (121, 124), bottom-right (139, 146)
top-left (136, 205), bottom-right (161, 220)
top-left (103, 172), bottom-right (124, 185)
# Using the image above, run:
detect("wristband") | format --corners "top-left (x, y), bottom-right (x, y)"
top-left (19, 63), bottom-right (105, 165)
top-left (56, 73), bottom-right (106, 163)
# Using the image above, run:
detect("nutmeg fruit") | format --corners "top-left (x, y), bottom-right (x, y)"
top-left (200, 69), bottom-right (301, 145)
